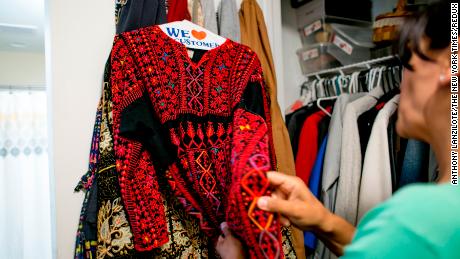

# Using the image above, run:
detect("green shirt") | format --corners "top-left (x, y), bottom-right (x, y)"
top-left (342, 183), bottom-right (460, 259)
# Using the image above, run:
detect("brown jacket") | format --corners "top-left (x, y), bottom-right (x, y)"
top-left (240, 0), bottom-right (305, 257)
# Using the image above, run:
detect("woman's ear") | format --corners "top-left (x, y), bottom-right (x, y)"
top-left (439, 67), bottom-right (451, 86)
top-left (438, 47), bottom-right (455, 87)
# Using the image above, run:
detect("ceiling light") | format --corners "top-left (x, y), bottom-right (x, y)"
top-left (9, 42), bottom-right (27, 48)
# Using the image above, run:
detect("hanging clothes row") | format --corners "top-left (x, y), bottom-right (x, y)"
top-left (285, 64), bottom-right (438, 259)
top-left (74, 0), bottom-right (303, 258)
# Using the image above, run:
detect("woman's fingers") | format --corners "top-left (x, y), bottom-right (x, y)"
top-left (280, 216), bottom-right (291, 227)
top-left (220, 222), bottom-right (230, 237)
top-left (267, 171), bottom-right (301, 195)
top-left (257, 196), bottom-right (292, 215)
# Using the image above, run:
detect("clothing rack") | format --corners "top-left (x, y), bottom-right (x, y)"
top-left (0, 85), bottom-right (46, 92)
top-left (305, 55), bottom-right (399, 79)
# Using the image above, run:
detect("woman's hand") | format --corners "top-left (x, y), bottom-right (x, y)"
top-left (257, 171), bottom-right (330, 231)
top-left (215, 222), bottom-right (244, 259)
top-left (257, 171), bottom-right (356, 256)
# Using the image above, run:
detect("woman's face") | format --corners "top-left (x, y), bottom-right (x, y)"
top-left (396, 39), bottom-right (451, 141)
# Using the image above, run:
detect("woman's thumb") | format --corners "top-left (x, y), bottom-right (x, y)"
top-left (257, 196), bottom-right (290, 215)
top-left (220, 222), bottom-right (230, 237)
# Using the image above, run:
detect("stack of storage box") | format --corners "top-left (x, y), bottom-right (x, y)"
top-left (293, 0), bottom-right (375, 74)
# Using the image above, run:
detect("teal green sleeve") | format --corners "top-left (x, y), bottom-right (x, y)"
top-left (341, 184), bottom-right (460, 259)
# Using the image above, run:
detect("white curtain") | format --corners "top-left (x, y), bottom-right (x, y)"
top-left (0, 90), bottom-right (52, 259)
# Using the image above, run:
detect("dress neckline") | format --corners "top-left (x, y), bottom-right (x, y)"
top-left (153, 25), bottom-right (231, 69)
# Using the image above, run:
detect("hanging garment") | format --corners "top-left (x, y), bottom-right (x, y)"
top-left (200, 0), bottom-right (218, 34)
top-left (304, 136), bottom-right (328, 253)
top-left (317, 115), bottom-right (331, 147)
top-left (111, 25), bottom-right (285, 258)
top-left (287, 103), bottom-right (316, 158)
top-left (97, 87), bottom-right (217, 258)
top-left (188, 0), bottom-right (205, 26)
top-left (335, 87), bottom-right (383, 226)
top-left (287, 100), bottom-right (335, 158)
top-left (167, 0), bottom-right (191, 22)
top-left (94, 65), bottom-right (139, 257)
top-left (74, 103), bottom-right (102, 259)
top-left (317, 93), bottom-right (365, 259)
top-left (240, 1), bottom-right (304, 255)
top-left (115, 0), bottom-right (128, 27)
top-left (358, 89), bottom-right (400, 158)
top-left (399, 140), bottom-right (430, 188)
top-left (200, 0), bottom-right (241, 43)
top-left (218, 0), bottom-right (240, 42)
top-left (77, 60), bottom-right (221, 259)
top-left (295, 108), bottom-right (331, 185)
top-left (358, 95), bottom-right (400, 221)
top-left (116, 0), bottom-right (167, 34)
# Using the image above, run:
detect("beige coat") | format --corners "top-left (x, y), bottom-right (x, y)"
top-left (240, 0), bottom-right (304, 257)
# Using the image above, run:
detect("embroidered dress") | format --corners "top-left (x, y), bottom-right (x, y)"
top-left (77, 60), bottom-right (216, 259)
top-left (111, 25), bottom-right (282, 259)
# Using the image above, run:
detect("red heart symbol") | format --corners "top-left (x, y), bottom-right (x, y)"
top-left (192, 30), bottom-right (207, 40)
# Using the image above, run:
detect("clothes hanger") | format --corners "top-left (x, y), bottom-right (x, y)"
top-left (367, 67), bottom-right (385, 99)
top-left (382, 68), bottom-right (391, 92)
top-left (368, 67), bottom-right (377, 91)
top-left (386, 67), bottom-right (394, 92)
top-left (316, 96), bottom-right (335, 117)
top-left (159, 20), bottom-right (227, 51)
top-left (338, 74), bottom-right (347, 95)
top-left (317, 78), bottom-right (327, 99)
top-left (376, 66), bottom-right (385, 93)
top-left (286, 81), bottom-right (310, 114)
top-left (339, 74), bottom-right (350, 93)
top-left (391, 66), bottom-right (401, 88)
top-left (349, 71), bottom-right (360, 94)
top-left (316, 78), bottom-right (336, 117)
top-left (329, 78), bottom-right (337, 96)
top-left (286, 78), bottom-right (320, 114)
top-left (358, 70), bottom-right (368, 92)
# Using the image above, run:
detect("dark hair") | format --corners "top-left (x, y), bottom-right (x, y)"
top-left (398, 0), bottom-right (451, 70)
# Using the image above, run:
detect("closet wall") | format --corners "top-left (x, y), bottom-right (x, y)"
top-left (46, 0), bottom-right (114, 258)
top-left (47, 1), bottom-right (281, 258)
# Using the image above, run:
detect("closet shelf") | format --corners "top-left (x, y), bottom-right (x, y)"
top-left (304, 55), bottom-right (398, 79)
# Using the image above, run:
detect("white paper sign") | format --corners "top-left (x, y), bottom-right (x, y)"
top-left (333, 34), bottom-right (353, 55)
top-left (159, 20), bottom-right (227, 50)
top-left (304, 20), bottom-right (322, 37)
top-left (302, 48), bottom-right (319, 61)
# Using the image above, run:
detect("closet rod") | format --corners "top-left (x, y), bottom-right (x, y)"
top-left (0, 85), bottom-right (46, 91)
top-left (304, 55), bottom-right (398, 79)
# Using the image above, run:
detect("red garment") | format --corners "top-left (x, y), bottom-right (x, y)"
top-left (295, 108), bottom-right (331, 185)
top-left (111, 25), bottom-right (282, 258)
top-left (167, 0), bottom-right (191, 22)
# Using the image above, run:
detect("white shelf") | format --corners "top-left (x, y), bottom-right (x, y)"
top-left (304, 55), bottom-right (398, 79)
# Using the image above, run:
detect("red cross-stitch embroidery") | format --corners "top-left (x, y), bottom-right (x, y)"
top-left (111, 25), bottom-right (282, 259)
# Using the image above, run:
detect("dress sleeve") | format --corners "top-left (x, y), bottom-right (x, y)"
top-left (119, 93), bottom-right (177, 170)
top-left (111, 36), bottom-right (169, 251)
top-left (226, 66), bottom-right (282, 259)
